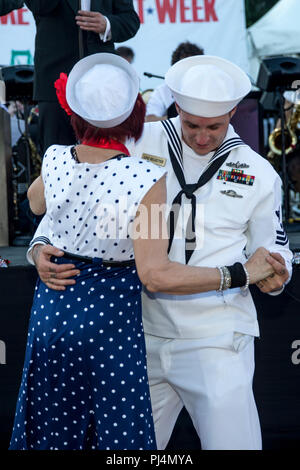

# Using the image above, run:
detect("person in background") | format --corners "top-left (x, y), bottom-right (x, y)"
top-left (145, 41), bottom-right (204, 122)
top-left (0, 100), bottom-right (25, 147)
top-left (116, 46), bottom-right (135, 64)
top-left (25, 0), bottom-right (140, 155)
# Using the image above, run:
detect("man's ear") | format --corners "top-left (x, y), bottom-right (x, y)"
top-left (229, 106), bottom-right (237, 119)
top-left (175, 103), bottom-right (180, 114)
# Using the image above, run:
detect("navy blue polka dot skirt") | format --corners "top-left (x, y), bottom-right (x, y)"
top-left (9, 256), bottom-right (156, 450)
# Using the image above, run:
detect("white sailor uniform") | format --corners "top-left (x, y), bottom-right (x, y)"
top-left (127, 117), bottom-right (293, 450)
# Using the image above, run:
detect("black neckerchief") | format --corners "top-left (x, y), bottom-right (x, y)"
top-left (161, 119), bottom-right (244, 264)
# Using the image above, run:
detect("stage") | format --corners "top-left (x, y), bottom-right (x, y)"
top-left (1, 231), bottom-right (300, 450)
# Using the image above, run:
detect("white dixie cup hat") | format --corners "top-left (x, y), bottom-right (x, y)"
top-left (165, 55), bottom-right (251, 117)
top-left (66, 52), bottom-right (140, 128)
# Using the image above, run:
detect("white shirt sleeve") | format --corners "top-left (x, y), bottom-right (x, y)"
top-left (146, 83), bottom-right (174, 117)
top-left (79, 1), bottom-right (111, 42)
top-left (99, 16), bottom-right (112, 42)
top-left (26, 214), bottom-right (52, 265)
top-left (245, 175), bottom-right (293, 295)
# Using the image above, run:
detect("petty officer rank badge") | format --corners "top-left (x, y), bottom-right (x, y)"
top-left (217, 168), bottom-right (255, 186)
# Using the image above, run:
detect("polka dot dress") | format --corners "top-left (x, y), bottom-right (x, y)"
top-left (9, 145), bottom-right (166, 450)
top-left (39, 145), bottom-right (166, 261)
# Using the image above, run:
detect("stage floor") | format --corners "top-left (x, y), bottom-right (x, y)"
top-left (0, 246), bottom-right (30, 266)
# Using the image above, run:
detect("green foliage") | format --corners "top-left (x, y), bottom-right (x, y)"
top-left (245, 0), bottom-right (280, 27)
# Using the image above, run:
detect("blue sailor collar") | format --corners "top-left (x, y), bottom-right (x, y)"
top-left (161, 118), bottom-right (247, 264)
top-left (162, 117), bottom-right (246, 170)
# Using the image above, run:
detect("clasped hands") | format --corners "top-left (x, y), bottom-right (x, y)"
top-left (76, 10), bottom-right (107, 35)
top-left (256, 251), bottom-right (289, 293)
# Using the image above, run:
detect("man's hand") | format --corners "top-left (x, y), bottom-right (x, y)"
top-left (32, 245), bottom-right (80, 291)
top-left (256, 252), bottom-right (289, 293)
top-left (76, 10), bottom-right (107, 34)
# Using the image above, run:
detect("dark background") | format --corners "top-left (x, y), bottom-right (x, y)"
top-left (1, 263), bottom-right (300, 451)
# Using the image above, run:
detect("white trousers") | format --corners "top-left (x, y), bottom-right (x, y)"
top-left (145, 332), bottom-right (262, 450)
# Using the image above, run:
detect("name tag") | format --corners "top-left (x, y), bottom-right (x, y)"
top-left (142, 153), bottom-right (166, 167)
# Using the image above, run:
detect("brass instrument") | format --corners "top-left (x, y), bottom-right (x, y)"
top-left (268, 104), bottom-right (300, 158)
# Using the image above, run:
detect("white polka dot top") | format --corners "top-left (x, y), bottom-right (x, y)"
top-left (41, 145), bottom-right (166, 261)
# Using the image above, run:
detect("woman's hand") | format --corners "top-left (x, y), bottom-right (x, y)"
top-left (256, 252), bottom-right (289, 293)
top-left (245, 247), bottom-right (288, 290)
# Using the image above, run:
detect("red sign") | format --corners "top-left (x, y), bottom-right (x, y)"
top-left (0, 8), bottom-right (29, 25)
top-left (136, 0), bottom-right (218, 24)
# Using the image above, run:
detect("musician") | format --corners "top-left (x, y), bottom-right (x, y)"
top-left (116, 46), bottom-right (135, 63)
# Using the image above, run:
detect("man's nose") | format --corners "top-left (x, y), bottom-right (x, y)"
top-left (196, 131), bottom-right (209, 145)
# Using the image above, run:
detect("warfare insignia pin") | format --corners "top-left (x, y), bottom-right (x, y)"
top-left (226, 161), bottom-right (250, 169)
top-left (220, 190), bottom-right (243, 198)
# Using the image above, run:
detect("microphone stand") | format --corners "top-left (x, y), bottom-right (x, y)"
top-left (143, 72), bottom-right (164, 80)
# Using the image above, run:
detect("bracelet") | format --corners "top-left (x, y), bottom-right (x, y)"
top-left (217, 266), bottom-right (232, 291)
top-left (222, 266), bottom-right (232, 289)
top-left (241, 264), bottom-right (250, 291)
top-left (217, 267), bottom-right (224, 292)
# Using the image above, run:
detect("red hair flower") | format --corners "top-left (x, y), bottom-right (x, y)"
top-left (54, 73), bottom-right (73, 116)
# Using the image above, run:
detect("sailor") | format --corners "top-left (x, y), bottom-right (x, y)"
top-left (127, 55), bottom-right (293, 450)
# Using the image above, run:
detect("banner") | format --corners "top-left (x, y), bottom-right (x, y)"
top-left (123, 0), bottom-right (249, 91)
top-left (0, 7), bottom-right (35, 66)
top-left (0, 1), bottom-right (249, 91)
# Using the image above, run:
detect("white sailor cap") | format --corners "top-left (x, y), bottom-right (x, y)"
top-left (66, 52), bottom-right (140, 128)
top-left (165, 55), bottom-right (251, 117)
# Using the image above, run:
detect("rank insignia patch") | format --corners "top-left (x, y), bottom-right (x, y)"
top-left (217, 168), bottom-right (255, 185)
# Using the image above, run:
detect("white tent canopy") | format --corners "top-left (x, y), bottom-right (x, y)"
top-left (247, 0), bottom-right (300, 81)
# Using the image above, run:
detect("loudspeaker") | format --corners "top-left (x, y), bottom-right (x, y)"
top-left (257, 57), bottom-right (300, 92)
top-left (0, 65), bottom-right (34, 101)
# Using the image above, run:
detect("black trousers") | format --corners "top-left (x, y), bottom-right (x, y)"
top-left (38, 101), bottom-right (77, 156)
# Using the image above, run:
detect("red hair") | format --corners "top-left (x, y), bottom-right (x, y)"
top-left (70, 93), bottom-right (146, 143)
